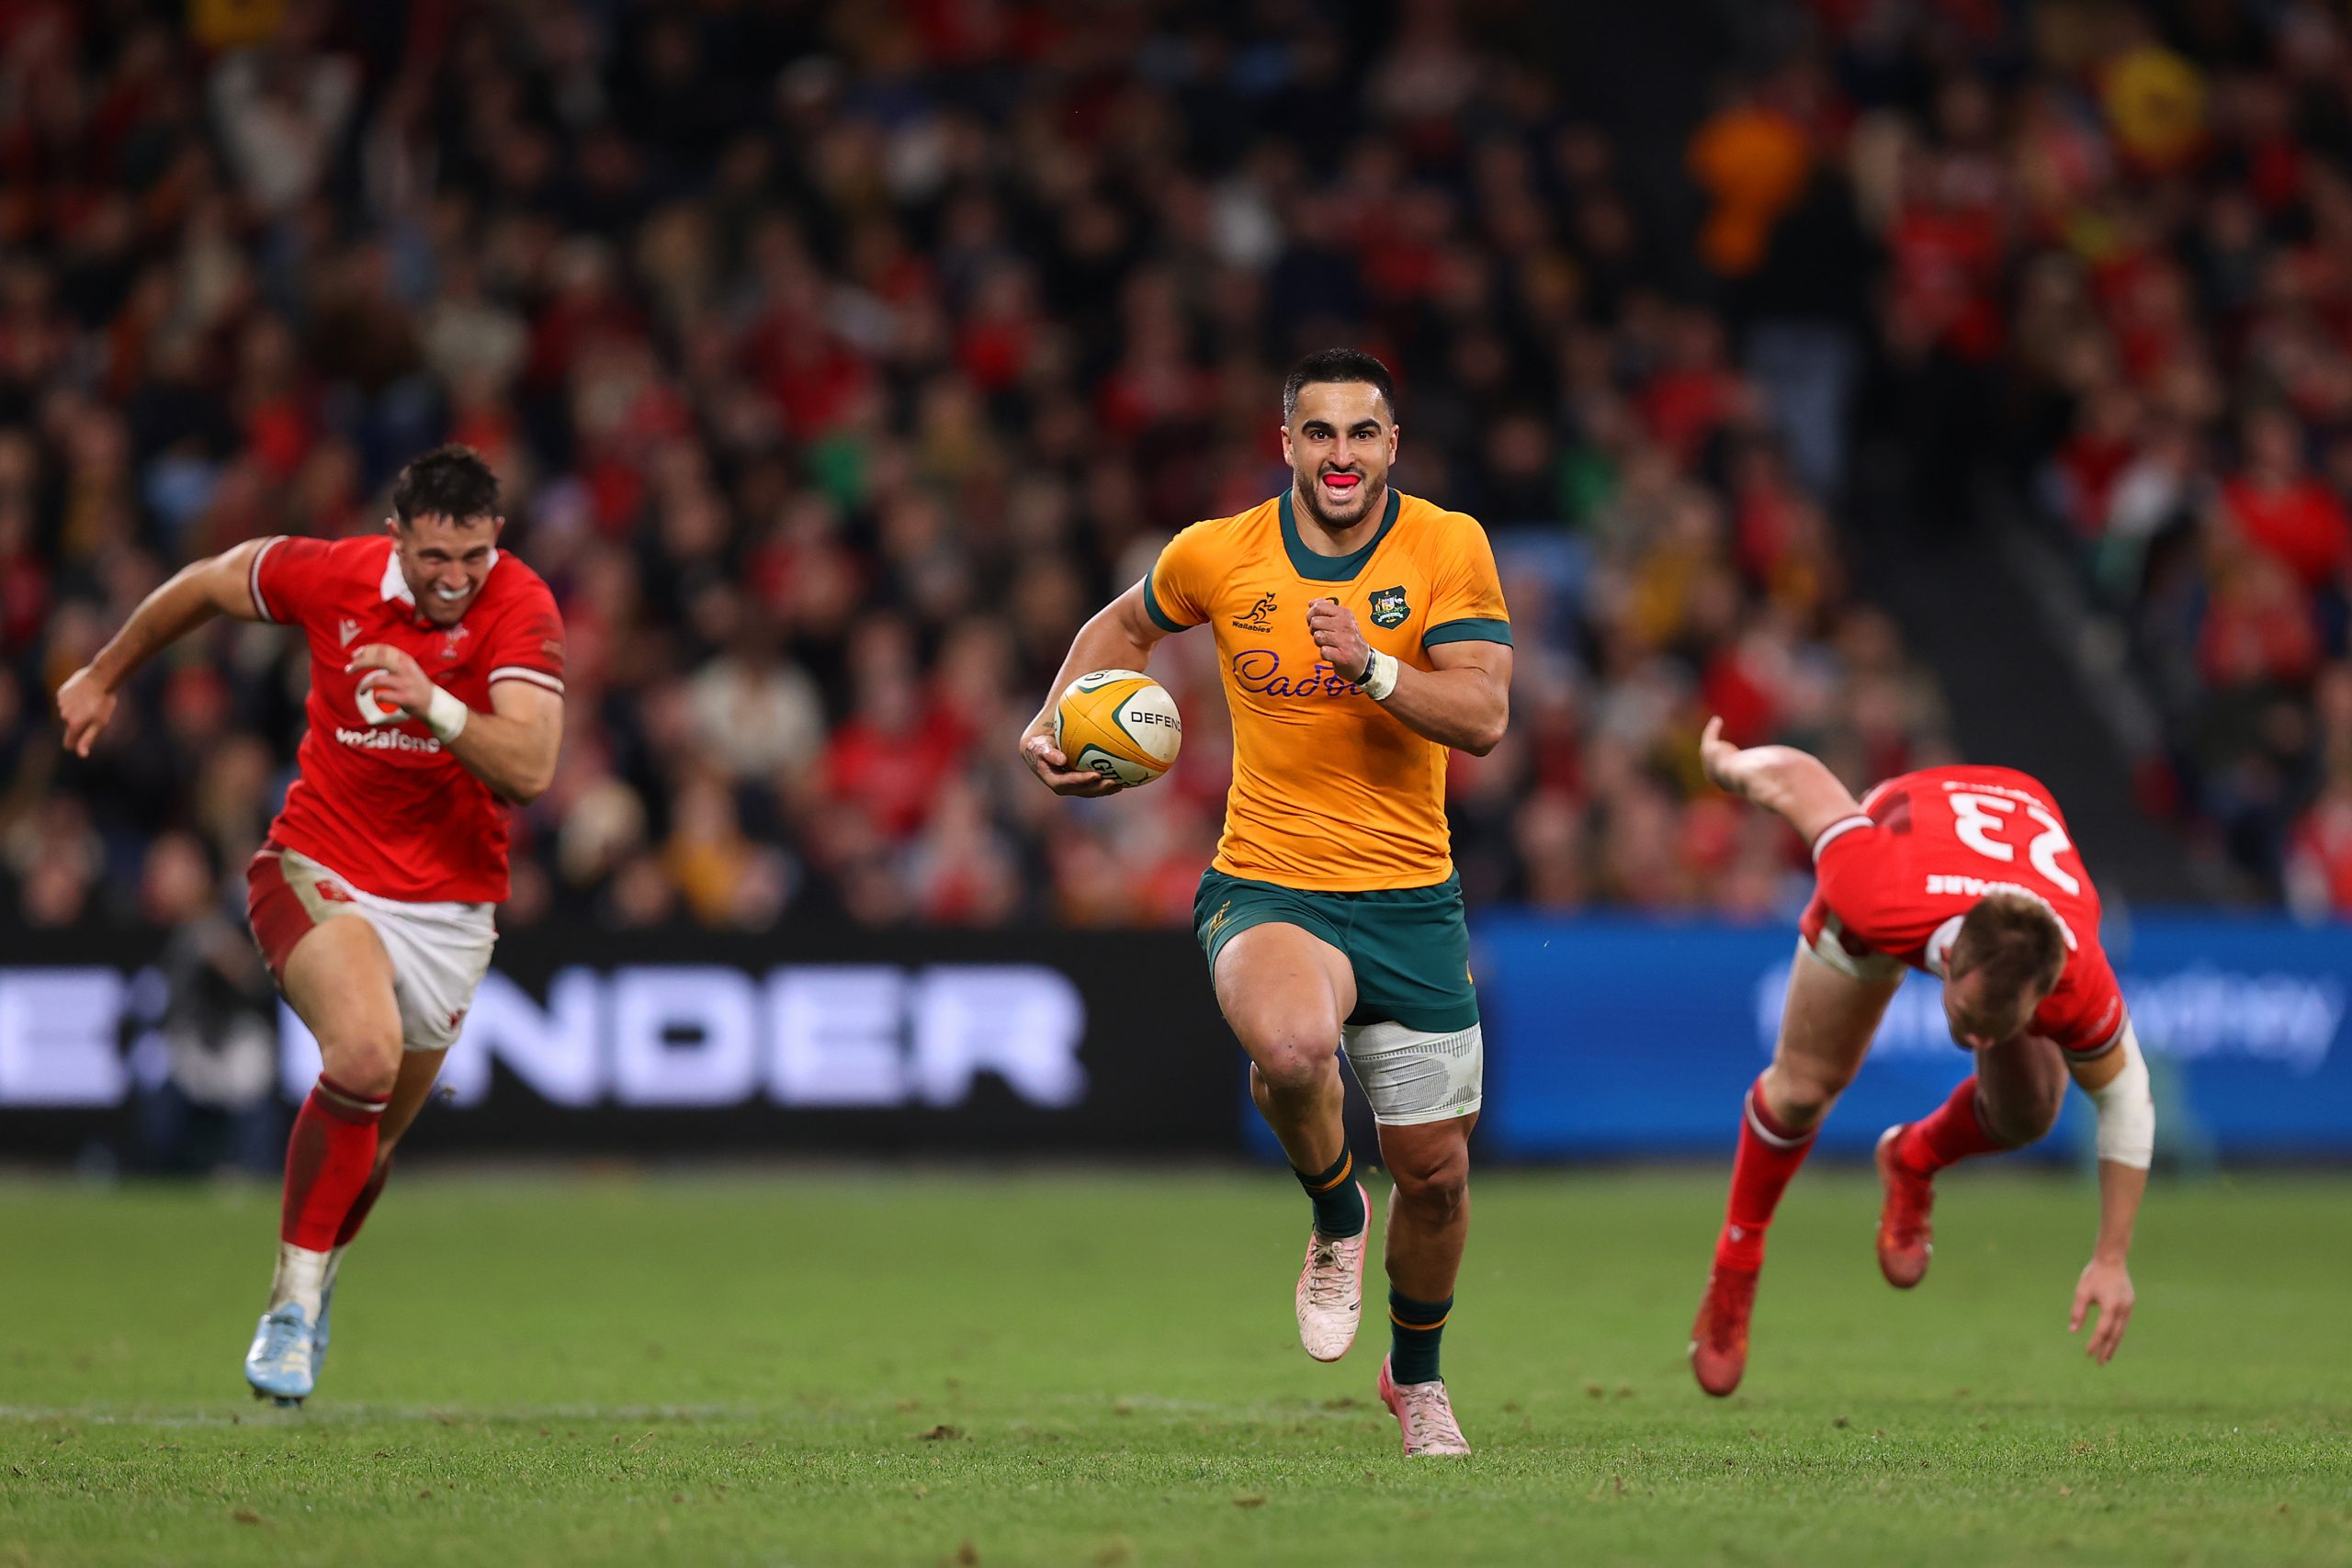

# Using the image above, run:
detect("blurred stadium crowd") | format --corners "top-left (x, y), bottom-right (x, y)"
top-left (3, 0), bottom-right (2346, 931)
top-left (1770, 0), bottom-right (2352, 916)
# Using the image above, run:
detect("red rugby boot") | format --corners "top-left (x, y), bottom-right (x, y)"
top-left (1875, 1124), bottom-right (1935, 1289)
top-left (1689, 1265), bottom-right (1758, 1398)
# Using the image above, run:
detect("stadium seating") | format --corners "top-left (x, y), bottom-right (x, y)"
top-left (1787, 0), bottom-right (2352, 909)
top-left (5, 1), bottom-right (1961, 931)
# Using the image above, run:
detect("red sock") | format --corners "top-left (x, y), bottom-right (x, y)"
top-left (1894, 1075), bottom-right (2007, 1177)
top-left (334, 1156), bottom-right (394, 1248)
top-left (1716, 1077), bottom-right (1815, 1273)
top-left (281, 1077), bottom-right (388, 1253)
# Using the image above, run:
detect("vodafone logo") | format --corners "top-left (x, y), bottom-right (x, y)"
top-left (334, 726), bottom-right (442, 755)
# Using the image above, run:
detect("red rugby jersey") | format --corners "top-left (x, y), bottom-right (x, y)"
top-left (251, 534), bottom-right (565, 903)
top-left (1799, 764), bottom-right (2127, 1055)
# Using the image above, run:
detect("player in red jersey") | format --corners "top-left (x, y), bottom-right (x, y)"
top-left (1684, 719), bottom-right (2154, 1396)
top-left (55, 446), bottom-right (564, 1404)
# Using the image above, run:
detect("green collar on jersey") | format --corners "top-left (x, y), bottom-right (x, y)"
top-left (1279, 483), bottom-right (1401, 581)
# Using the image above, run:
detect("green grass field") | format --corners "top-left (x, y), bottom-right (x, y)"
top-left (2, 1167), bottom-right (2346, 1568)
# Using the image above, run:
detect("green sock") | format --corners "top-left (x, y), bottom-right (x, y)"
top-left (1294, 1148), bottom-right (1367, 1238)
top-left (1388, 1289), bottom-right (1452, 1384)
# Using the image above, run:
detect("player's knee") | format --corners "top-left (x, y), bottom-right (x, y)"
top-left (318, 1032), bottom-right (401, 1099)
top-left (1981, 1079), bottom-right (2065, 1148)
top-left (1760, 1057), bottom-right (1851, 1129)
top-left (1246, 1028), bottom-right (1340, 1096)
top-left (1388, 1141), bottom-right (1470, 1220)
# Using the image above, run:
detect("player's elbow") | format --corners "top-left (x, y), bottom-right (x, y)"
top-left (504, 759), bottom-right (557, 806)
top-left (1459, 706), bottom-right (1508, 756)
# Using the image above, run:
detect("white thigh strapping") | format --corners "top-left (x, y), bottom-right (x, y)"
top-left (280, 849), bottom-right (496, 1052)
top-left (1340, 1020), bottom-right (1484, 1126)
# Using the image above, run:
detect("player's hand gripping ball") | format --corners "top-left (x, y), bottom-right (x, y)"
top-left (1054, 670), bottom-right (1182, 788)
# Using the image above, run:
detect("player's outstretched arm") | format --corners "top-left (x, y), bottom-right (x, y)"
top-left (1020, 580), bottom-right (1169, 797)
top-left (1698, 716), bottom-right (1865, 846)
top-left (57, 538), bottom-right (271, 757)
top-left (345, 646), bottom-right (562, 804)
top-left (2064, 1032), bottom-right (2153, 1364)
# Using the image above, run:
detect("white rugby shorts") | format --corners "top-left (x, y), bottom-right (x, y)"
top-left (246, 841), bottom-right (496, 1053)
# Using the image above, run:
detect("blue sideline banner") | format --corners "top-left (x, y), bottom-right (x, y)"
top-left (1476, 914), bottom-right (2352, 1160)
top-left (4, 916), bottom-right (2345, 1163)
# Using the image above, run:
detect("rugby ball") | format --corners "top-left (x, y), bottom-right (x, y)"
top-left (1055, 669), bottom-right (1182, 787)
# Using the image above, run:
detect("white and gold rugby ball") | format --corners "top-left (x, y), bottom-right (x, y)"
top-left (1054, 669), bottom-right (1182, 787)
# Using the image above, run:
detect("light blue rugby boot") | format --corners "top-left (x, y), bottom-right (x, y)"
top-left (243, 1302), bottom-right (319, 1407)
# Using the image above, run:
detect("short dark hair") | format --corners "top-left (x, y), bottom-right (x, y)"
top-left (1950, 893), bottom-right (2067, 1008)
top-left (390, 445), bottom-right (502, 527)
top-left (1283, 348), bottom-right (1397, 424)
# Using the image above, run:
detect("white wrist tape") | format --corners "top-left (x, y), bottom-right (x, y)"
top-left (1359, 647), bottom-right (1400, 702)
top-left (356, 674), bottom-right (469, 741)
top-left (424, 683), bottom-right (470, 743)
top-left (2086, 1023), bottom-right (2154, 1170)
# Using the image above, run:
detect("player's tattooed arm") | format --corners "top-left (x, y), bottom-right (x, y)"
top-left (56, 538), bottom-right (271, 757)
top-left (1021, 579), bottom-right (1168, 797)
top-left (1697, 716), bottom-right (1866, 846)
